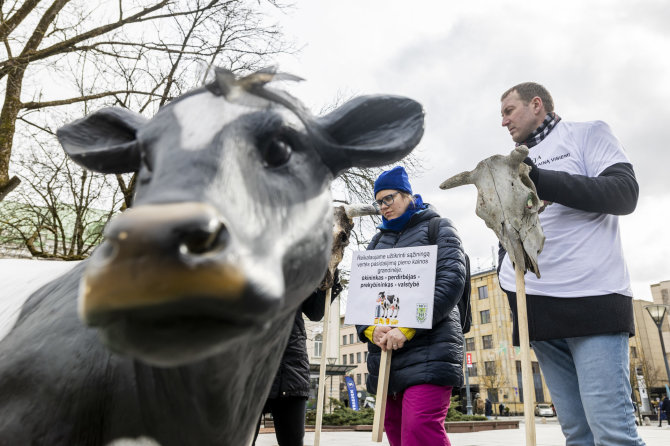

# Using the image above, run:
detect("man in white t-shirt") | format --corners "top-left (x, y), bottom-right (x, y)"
top-left (498, 82), bottom-right (644, 445)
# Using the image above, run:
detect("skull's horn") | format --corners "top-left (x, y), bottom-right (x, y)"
top-left (439, 171), bottom-right (474, 190)
top-left (343, 203), bottom-right (379, 218)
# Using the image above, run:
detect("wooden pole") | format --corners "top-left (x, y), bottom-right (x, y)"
top-left (515, 266), bottom-right (537, 446)
top-left (371, 349), bottom-right (392, 442)
top-left (313, 288), bottom-right (332, 446)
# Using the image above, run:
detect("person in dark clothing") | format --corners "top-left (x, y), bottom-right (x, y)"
top-left (356, 166), bottom-right (466, 446)
top-left (485, 398), bottom-right (493, 418)
top-left (499, 82), bottom-right (643, 445)
top-left (659, 396), bottom-right (670, 427)
top-left (252, 274), bottom-right (342, 446)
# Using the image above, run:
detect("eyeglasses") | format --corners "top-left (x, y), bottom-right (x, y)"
top-left (373, 192), bottom-right (400, 209)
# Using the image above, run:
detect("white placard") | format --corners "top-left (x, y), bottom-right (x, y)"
top-left (344, 245), bottom-right (437, 329)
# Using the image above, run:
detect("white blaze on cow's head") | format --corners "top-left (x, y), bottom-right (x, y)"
top-left (56, 69), bottom-right (424, 366)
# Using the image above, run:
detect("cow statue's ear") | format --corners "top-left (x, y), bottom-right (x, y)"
top-left (57, 107), bottom-right (148, 174)
top-left (316, 95), bottom-right (425, 176)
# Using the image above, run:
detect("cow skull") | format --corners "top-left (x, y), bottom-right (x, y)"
top-left (439, 146), bottom-right (545, 277)
top-left (319, 203), bottom-right (378, 290)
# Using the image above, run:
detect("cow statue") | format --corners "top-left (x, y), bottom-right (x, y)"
top-left (0, 68), bottom-right (424, 445)
top-left (439, 145), bottom-right (545, 277)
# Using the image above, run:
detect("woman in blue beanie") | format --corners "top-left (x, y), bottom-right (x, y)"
top-left (356, 166), bottom-right (466, 446)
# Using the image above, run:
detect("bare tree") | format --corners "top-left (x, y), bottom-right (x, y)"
top-left (479, 358), bottom-right (508, 404)
top-left (633, 356), bottom-right (664, 391)
top-left (0, 0), bottom-right (293, 201)
top-left (0, 139), bottom-right (122, 260)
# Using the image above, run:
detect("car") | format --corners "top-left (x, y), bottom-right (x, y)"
top-left (535, 403), bottom-right (555, 417)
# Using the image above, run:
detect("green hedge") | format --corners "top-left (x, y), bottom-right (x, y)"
top-left (305, 396), bottom-right (487, 426)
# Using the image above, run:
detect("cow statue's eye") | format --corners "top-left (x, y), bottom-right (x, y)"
top-left (261, 135), bottom-right (292, 167)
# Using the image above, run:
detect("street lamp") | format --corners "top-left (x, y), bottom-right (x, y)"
top-left (644, 304), bottom-right (670, 389)
top-left (327, 357), bottom-right (337, 413)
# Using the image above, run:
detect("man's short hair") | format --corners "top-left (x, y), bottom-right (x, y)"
top-left (501, 82), bottom-right (554, 113)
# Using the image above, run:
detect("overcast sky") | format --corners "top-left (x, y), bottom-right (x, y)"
top-left (262, 0), bottom-right (670, 302)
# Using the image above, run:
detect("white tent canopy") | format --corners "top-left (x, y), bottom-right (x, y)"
top-left (0, 259), bottom-right (80, 341)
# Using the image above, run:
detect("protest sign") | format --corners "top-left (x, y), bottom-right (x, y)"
top-left (345, 245), bottom-right (437, 329)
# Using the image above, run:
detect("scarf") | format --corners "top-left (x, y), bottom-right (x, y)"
top-left (517, 112), bottom-right (562, 149)
top-left (378, 194), bottom-right (427, 232)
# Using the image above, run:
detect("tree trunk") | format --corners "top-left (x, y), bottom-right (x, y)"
top-left (0, 65), bottom-right (27, 201)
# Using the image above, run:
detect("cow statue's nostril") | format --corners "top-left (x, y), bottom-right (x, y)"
top-left (179, 221), bottom-right (226, 255)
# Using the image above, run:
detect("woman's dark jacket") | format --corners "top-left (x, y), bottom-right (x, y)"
top-left (356, 207), bottom-right (466, 394)
top-left (267, 275), bottom-right (341, 400)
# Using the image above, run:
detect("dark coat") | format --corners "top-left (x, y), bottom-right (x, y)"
top-left (267, 276), bottom-right (341, 400)
top-left (356, 207), bottom-right (466, 394)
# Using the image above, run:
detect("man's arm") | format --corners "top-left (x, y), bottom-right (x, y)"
top-left (525, 160), bottom-right (638, 215)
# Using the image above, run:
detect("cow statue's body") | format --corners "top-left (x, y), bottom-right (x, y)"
top-left (0, 69), bottom-right (424, 445)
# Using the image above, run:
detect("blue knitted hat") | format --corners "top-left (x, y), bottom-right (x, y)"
top-left (374, 166), bottom-right (412, 197)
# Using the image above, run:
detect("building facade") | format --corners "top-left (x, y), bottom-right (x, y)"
top-left (629, 280), bottom-right (670, 413)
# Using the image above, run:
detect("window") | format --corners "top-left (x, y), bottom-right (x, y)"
top-left (482, 335), bottom-right (493, 349)
top-left (478, 285), bottom-right (488, 299)
top-left (487, 388), bottom-right (499, 403)
top-left (342, 355), bottom-right (347, 365)
top-left (532, 361), bottom-right (545, 402)
top-left (469, 362), bottom-right (478, 376)
top-left (630, 346), bottom-right (637, 358)
top-left (365, 351), bottom-right (368, 361)
top-left (662, 289), bottom-right (669, 305)
top-left (356, 374), bottom-right (361, 385)
top-left (350, 353), bottom-right (354, 364)
top-left (364, 373), bottom-right (368, 382)
top-left (357, 352), bottom-right (362, 363)
top-left (484, 361), bottom-right (496, 376)
top-left (342, 335), bottom-right (347, 345)
top-left (480, 309), bottom-right (491, 324)
top-left (465, 337), bottom-right (475, 351)
top-left (516, 360), bottom-right (545, 403)
top-left (314, 334), bottom-right (322, 357)
top-left (349, 334), bottom-right (354, 344)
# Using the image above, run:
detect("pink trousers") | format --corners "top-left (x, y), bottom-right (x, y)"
top-left (384, 384), bottom-right (453, 446)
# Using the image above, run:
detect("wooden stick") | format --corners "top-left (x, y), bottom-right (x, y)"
top-left (515, 266), bottom-right (537, 446)
top-left (372, 348), bottom-right (392, 442)
top-left (313, 288), bottom-right (332, 446)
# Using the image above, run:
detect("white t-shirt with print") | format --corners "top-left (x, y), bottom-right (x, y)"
top-left (498, 120), bottom-right (633, 298)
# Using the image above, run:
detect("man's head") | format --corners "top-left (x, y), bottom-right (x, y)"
top-left (500, 82), bottom-right (554, 143)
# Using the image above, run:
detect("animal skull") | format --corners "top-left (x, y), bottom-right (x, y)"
top-left (439, 146), bottom-right (545, 277)
top-left (320, 203), bottom-right (379, 290)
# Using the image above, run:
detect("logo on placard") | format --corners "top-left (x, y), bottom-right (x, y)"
top-left (416, 303), bottom-right (427, 323)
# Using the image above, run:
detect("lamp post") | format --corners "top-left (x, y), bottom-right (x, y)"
top-left (644, 304), bottom-right (670, 389)
top-left (327, 357), bottom-right (337, 413)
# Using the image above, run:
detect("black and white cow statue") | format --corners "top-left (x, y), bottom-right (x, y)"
top-left (0, 69), bottom-right (424, 445)
top-left (382, 294), bottom-right (400, 318)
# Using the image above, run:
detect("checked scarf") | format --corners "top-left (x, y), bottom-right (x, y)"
top-left (517, 112), bottom-right (562, 148)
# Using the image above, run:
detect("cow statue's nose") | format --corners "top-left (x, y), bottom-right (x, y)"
top-left (80, 202), bottom-right (247, 325)
top-left (103, 202), bottom-right (226, 259)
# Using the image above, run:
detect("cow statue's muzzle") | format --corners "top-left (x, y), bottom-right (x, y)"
top-left (80, 202), bottom-right (277, 366)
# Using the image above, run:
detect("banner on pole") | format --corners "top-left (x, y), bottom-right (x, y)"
top-left (466, 352), bottom-right (473, 368)
top-left (344, 245), bottom-right (437, 329)
top-left (345, 376), bottom-right (360, 411)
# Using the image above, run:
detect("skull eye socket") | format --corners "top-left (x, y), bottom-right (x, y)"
top-left (260, 132), bottom-right (293, 168)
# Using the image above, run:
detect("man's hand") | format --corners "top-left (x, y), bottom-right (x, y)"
top-left (523, 157), bottom-right (540, 184)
